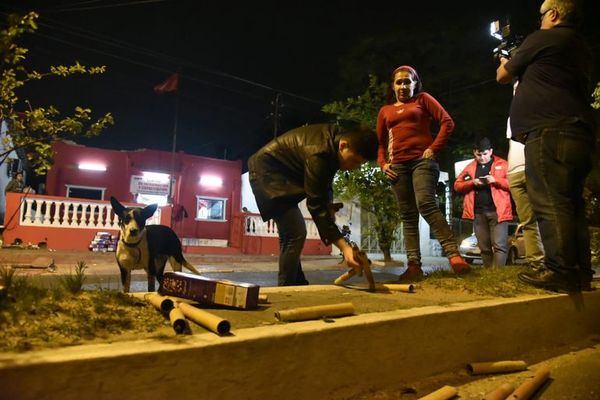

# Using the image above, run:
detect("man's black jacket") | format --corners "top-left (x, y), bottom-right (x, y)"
top-left (247, 124), bottom-right (343, 245)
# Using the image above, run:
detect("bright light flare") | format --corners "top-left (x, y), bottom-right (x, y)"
top-left (200, 175), bottom-right (223, 187)
top-left (78, 163), bottom-right (107, 171)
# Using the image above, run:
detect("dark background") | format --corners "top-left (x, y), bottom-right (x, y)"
top-left (2, 1), bottom-right (599, 173)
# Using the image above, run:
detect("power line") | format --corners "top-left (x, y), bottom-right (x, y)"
top-left (1, 6), bottom-right (323, 105)
top-left (53, 0), bottom-right (173, 12)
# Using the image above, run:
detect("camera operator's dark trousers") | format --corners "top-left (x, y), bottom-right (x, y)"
top-left (272, 205), bottom-right (309, 286)
top-left (525, 124), bottom-right (594, 280)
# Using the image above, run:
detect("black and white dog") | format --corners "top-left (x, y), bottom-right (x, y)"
top-left (110, 196), bottom-right (201, 292)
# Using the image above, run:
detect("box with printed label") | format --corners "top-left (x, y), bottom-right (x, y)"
top-left (159, 272), bottom-right (260, 310)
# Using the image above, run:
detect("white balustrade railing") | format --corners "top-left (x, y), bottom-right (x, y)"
top-left (19, 196), bottom-right (161, 229)
top-left (243, 215), bottom-right (320, 239)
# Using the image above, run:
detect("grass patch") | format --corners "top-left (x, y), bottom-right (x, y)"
top-left (60, 261), bottom-right (88, 294)
top-left (420, 265), bottom-right (549, 297)
top-left (0, 265), bottom-right (170, 353)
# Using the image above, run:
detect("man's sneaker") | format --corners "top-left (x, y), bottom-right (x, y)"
top-left (518, 269), bottom-right (580, 293)
top-left (449, 255), bottom-right (471, 275)
top-left (398, 262), bottom-right (424, 282)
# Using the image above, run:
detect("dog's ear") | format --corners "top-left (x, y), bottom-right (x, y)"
top-left (141, 203), bottom-right (158, 220)
top-left (110, 196), bottom-right (126, 217)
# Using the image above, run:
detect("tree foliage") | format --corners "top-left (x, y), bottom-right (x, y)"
top-left (324, 76), bottom-right (402, 260)
top-left (0, 12), bottom-right (113, 174)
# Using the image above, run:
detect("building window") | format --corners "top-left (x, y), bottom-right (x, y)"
top-left (196, 196), bottom-right (227, 221)
top-left (66, 185), bottom-right (106, 200)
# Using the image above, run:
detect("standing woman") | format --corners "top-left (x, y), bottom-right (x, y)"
top-left (376, 65), bottom-right (470, 280)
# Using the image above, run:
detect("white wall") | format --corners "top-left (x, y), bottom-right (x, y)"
top-left (241, 172), bottom-right (311, 218)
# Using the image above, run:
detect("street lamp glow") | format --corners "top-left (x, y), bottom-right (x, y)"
top-left (200, 176), bottom-right (222, 187)
top-left (78, 163), bottom-right (106, 171)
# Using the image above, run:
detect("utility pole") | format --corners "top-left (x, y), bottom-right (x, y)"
top-left (271, 93), bottom-right (282, 138)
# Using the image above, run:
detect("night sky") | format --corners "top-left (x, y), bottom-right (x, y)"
top-left (2, 1), bottom-right (599, 170)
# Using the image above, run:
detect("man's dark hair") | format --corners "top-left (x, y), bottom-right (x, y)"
top-left (473, 137), bottom-right (492, 152)
top-left (340, 127), bottom-right (378, 161)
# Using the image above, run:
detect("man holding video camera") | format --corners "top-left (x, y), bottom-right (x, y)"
top-left (455, 137), bottom-right (512, 268)
top-left (496, 0), bottom-right (595, 291)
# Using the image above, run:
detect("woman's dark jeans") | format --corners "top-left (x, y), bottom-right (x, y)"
top-left (525, 124), bottom-right (594, 277)
top-left (391, 158), bottom-right (459, 264)
top-left (272, 205), bottom-right (309, 286)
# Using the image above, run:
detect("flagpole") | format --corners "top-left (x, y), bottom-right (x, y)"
top-left (169, 78), bottom-right (180, 205)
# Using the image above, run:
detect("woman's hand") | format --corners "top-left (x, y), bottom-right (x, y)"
top-left (382, 163), bottom-right (398, 182)
top-left (422, 148), bottom-right (435, 159)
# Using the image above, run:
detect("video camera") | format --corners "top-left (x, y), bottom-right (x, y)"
top-left (490, 19), bottom-right (522, 60)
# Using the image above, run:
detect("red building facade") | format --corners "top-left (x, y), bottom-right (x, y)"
top-left (1, 140), bottom-right (330, 255)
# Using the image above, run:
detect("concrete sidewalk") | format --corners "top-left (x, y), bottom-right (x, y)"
top-left (2, 248), bottom-right (600, 399)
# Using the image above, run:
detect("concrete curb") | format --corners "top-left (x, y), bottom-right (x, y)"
top-left (1, 290), bottom-right (599, 400)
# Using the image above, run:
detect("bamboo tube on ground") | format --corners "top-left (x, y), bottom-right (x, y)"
top-left (258, 293), bottom-right (269, 303)
top-left (169, 307), bottom-right (186, 334)
top-left (467, 360), bottom-right (528, 375)
top-left (483, 383), bottom-right (516, 400)
top-left (507, 366), bottom-right (551, 399)
top-left (145, 293), bottom-right (174, 313)
top-left (334, 269), bottom-right (357, 285)
top-left (275, 303), bottom-right (355, 322)
top-left (377, 283), bottom-right (415, 293)
top-left (417, 385), bottom-right (458, 400)
top-left (178, 302), bottom-right (231, 335)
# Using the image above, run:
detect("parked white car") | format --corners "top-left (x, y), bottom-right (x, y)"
top-left (459, 223), bottom-right (525, 265)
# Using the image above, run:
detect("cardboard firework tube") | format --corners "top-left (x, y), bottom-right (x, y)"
top-left (507, 366), bottom-right (551, 399)
top-left (417, 385), bottom-right (458, 400)
top-left (377, 283), bottom-right (415, 293)
top-left (145, 293), bottom-right (174, 313)
top-left (467, 360), bottom-right (528, 375)
top-left (483, 383), bottom-right (516, 400)
top-left (275, 303), bottom-right (355, 322)
top-left (258, 293), bottom-right (269, 303)
top-left (178, 302), bottom-right (231, 335)
top-left (334, 269), bottom-right (357, 285)
top-left (169, 307), bottom-right (186, 334)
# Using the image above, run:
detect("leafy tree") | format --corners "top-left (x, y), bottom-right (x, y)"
top-left (324, 76), bottom-right (402, 261)
top-left (0, 12), bottom-right (113, 174)
top-left (585, 82), bottom-right (600, 227)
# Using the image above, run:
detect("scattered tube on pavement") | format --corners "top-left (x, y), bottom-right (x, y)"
top-left (507, 366), bottom-right (551, 399)
top-left (178, 302), bottom-right (231, 335)
top-left (483, 383), bottom-right (516, 400)
top-left (467, 360), bottom-right (528, 375)
top-left (275, 303), bottom-right (355, 322)
top-left (169, 306), bottom-right (187, 334)
top-left (377, 283), bottom-right (415, 293)
top-left (417, 385), bottom-right (458, 400)
top-left (145, 293), bottom-right (174, 313)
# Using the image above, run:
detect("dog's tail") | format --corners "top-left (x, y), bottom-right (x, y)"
top-left (170, 257), bottom-right (201, 275)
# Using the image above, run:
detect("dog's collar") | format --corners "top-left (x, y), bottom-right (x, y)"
top-left (120, 230), bottom-right (146, 248)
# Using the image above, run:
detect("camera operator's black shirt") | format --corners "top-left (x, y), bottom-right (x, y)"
top-left (505, 26), bottom-right (594, 137)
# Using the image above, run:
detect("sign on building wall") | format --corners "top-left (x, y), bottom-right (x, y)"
top-left (130, 175), bottom-right (170, 195)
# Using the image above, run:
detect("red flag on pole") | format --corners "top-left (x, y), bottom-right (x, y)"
top-left (154, 73), bottom-right (179, 94)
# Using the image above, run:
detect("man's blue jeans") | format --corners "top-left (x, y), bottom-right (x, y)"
top-left (525, 124), bottom-right (594, 276)
top-left (272, 205), bottom-right (309, 286)
top-left (474, 211), bottom-right (508, 267)
top-left (391, 158), bottom-right (459, 264)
